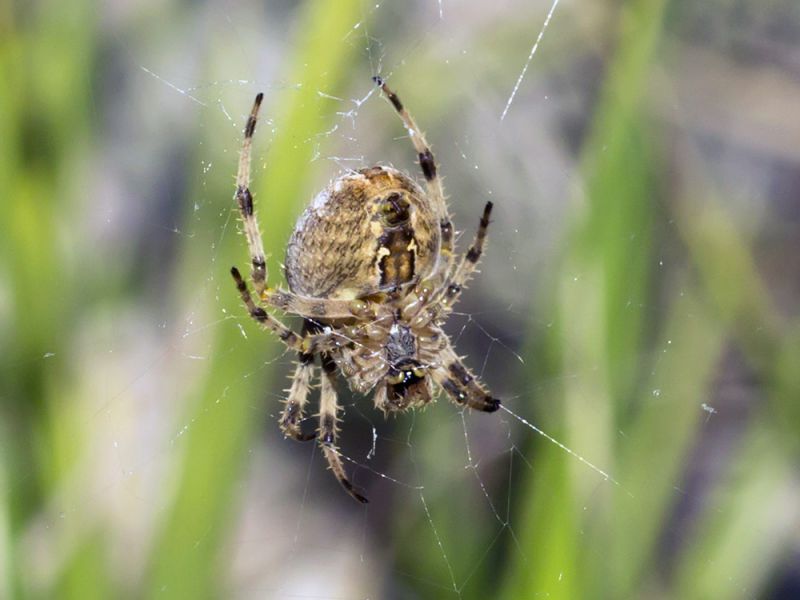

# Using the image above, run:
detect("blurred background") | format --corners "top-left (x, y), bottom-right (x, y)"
top-left (1, 0), bottom-right (799, 598)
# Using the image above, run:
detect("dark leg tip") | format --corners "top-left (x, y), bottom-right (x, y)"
top-left (254, 92), bottom-right (264, 106)
top-left (341, 479), bottom-right (369, 504)
top-left (372, 75), bottom-right (383, 86)
top-left (230, 266), bottom-right (242, 280)
top-left (484, 397), bottom-right (502, 413)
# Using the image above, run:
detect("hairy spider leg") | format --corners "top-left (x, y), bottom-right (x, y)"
top-left (231, 266), bottom-right (305, 351)
top-left (235, 93), bottom-right (269, 296)
top-left (374, 77), bottom-right (455, 278)
top-left (231, 268), bottom-right (342, 354)
top-left (431, 341), bottom-right (501, 413)
top-left (279, 320), bottom-right (318, 442)
top-left (318, 354), bottom-right (369, 503)
top-left (438, 201), bottom-right (493, 309)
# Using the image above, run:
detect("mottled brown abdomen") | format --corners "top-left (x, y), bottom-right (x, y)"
top-left (285, 166), bottom-right (440, 299)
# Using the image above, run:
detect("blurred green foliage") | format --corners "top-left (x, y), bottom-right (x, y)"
top-left (1, 0), bottom-right (798, 598)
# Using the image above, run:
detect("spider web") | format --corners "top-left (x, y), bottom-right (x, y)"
top-left (24, 0), bottom-right (800, 598)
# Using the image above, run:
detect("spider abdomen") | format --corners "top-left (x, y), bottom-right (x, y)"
top-left (284, 166), bottom-right (440, 299)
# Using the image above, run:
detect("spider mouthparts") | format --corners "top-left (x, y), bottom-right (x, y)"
top-left (371, 75), bottom-right (383, 86)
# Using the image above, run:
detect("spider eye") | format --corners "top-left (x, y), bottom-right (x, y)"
top-left (380, 193), bottom-right (410, 226)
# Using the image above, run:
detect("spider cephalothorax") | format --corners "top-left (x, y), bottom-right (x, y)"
top-left (230, 78), bottom-right (500, 503)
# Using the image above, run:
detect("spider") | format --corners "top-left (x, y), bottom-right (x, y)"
top-left (230, 77), bottom-right (500, 503)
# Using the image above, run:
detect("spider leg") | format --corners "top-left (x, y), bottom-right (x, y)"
top-left (263, 289), bottom-right (377, 321)
top-left (318, 354), bottom-right (369, 503)
top-left (438, 201), bottom-right (493, 310)
top-left (279, 321), bottom-right (318, 441)
top-left (233, 93), bottom-right (273, 298)
top-left (373, 77), bottom-right (454, 270)
top-left (231, 266), bottom-right (306, 352)
top-left (431, 344), bottom-right (500, 413)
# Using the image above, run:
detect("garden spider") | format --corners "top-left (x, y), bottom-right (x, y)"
top-left (231, 77), bottom-right (500, 503)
